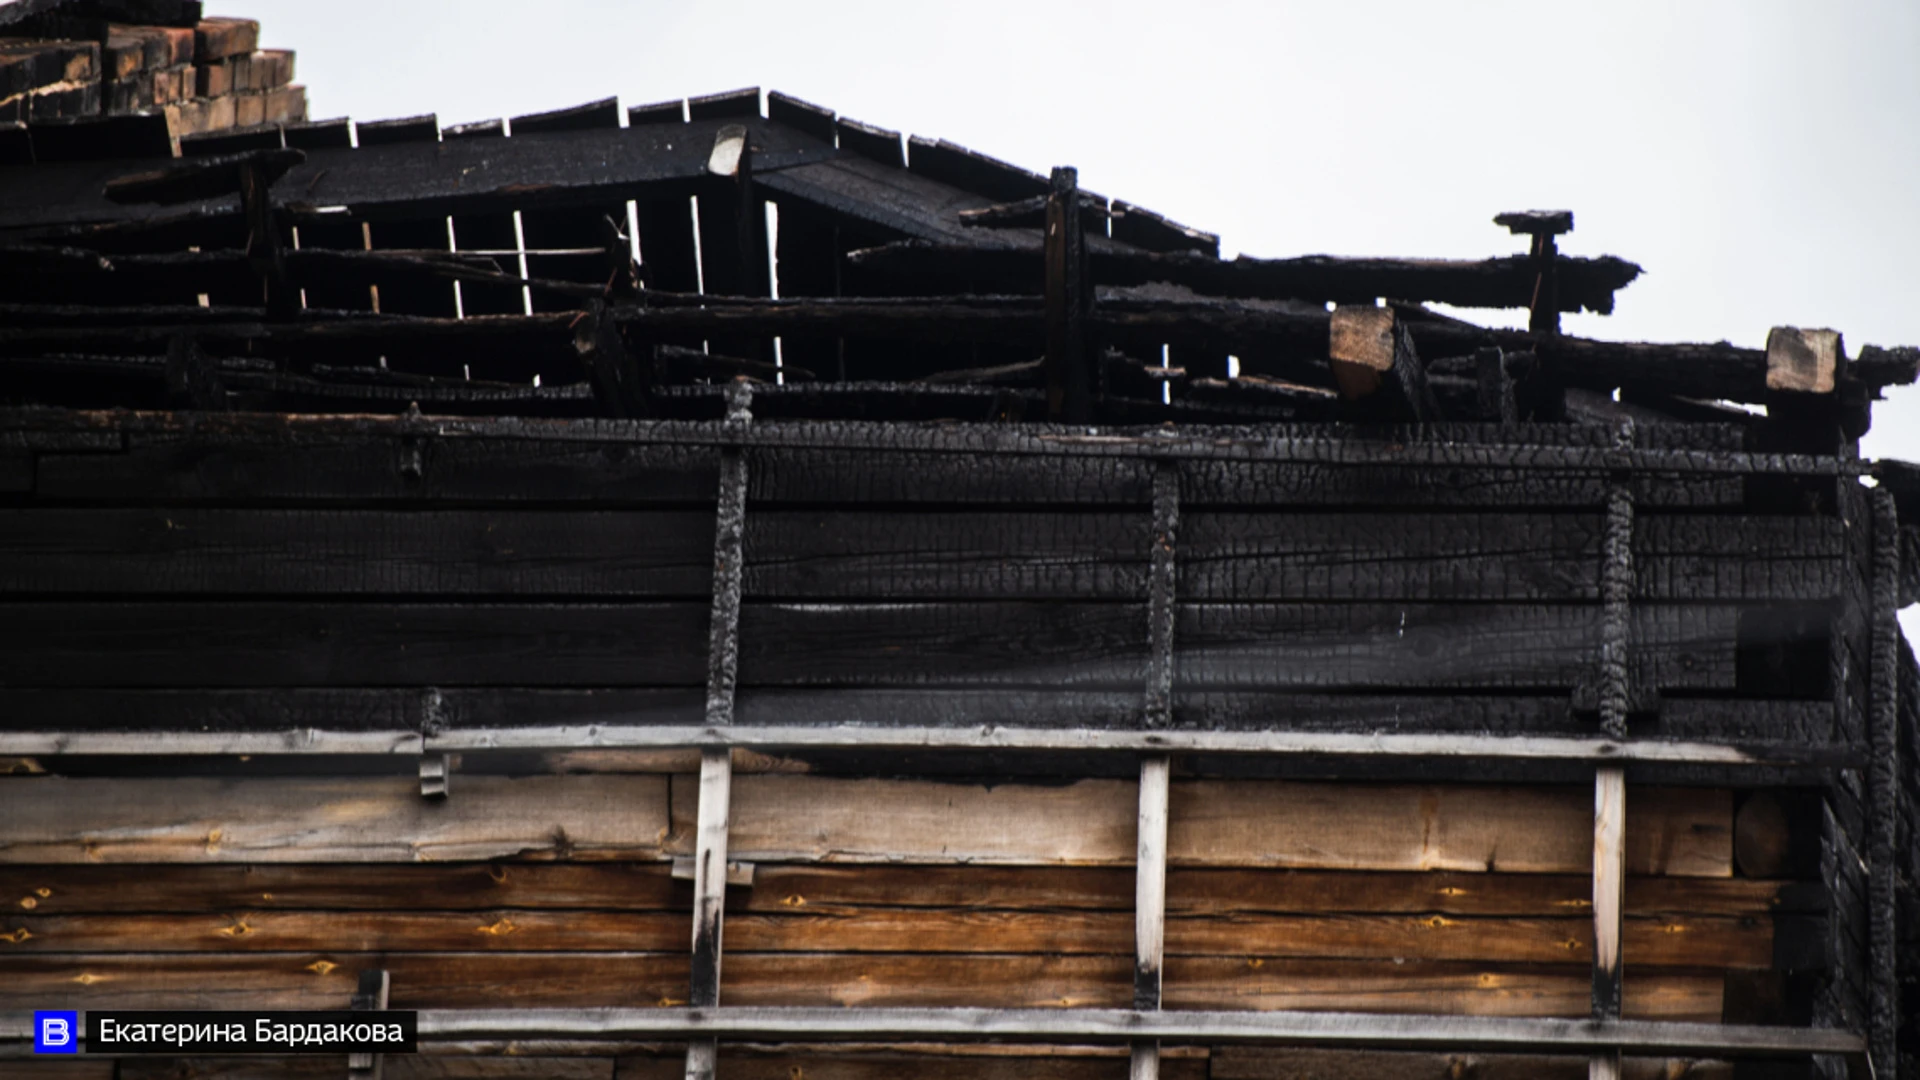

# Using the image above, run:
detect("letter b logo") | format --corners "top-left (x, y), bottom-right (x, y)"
top-left (34, 1011), bottom-right (78, 1054)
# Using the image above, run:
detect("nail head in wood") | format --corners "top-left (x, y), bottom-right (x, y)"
top-left (672, 855), bottom-right (755, 887)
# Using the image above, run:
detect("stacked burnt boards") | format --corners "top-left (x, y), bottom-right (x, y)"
top-left (0, 12), bottom-right (301, 133)
top-left (0, 90), bottom-right (1916, 1080)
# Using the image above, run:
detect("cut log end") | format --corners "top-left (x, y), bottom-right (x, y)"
top-left (1328, 306), bottom-right (1397, 398)
top-left (1764, 326), bottom-right (1843, 394)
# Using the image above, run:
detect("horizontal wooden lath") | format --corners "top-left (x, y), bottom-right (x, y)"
top-left (0, 1006), bottom-right (1858, 1059)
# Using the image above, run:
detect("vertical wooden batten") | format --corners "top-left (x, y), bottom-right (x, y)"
top-left (1045, 165), bottom-right (1091, 423)
top-left (1591, 765), bottom-right (1627, 1080)
top-left (1133, 754), bottom-right (1171, 1080)
top-left (347, 967), bottom-right (389, 1080)
top-left (687, 381), bottom-right (752, 1080)
top-left (1135, 461), bottom-right (1179, 1080)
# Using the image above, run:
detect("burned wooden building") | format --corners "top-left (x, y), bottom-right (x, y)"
top-left (3, 3), bottom-right (1920, 1079)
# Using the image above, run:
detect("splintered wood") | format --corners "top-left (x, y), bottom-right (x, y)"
top-left (0, 14), bottom-right (302, 134)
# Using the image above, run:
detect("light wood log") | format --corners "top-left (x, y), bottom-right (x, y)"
top-left (1211, 1046), bottom-right (1730, 1080)
top-left (1328, 305), bottom-right (1439, 420)
top-left (623, 1049), bottom-right (1212, 1080)
top-left (0, 776), bottom-right (672, 863)
top-left (0, 863), bottom-right (1812, 917)
top-left (0, 952), bottom-right (1723, 1018)
top-left (119, 1058), bottom-right (616, 1079)
top-left (669, 777), bottom-right (1729, 874)
top-left (0, 908), bottom-right (1779, 967)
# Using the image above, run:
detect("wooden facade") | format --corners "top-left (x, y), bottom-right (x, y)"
top-left (3, 3), bottom-right (1920, 1079)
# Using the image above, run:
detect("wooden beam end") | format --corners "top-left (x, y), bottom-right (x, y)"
top-left (1765, 326), bottom-right (1844, 394)
top-left (1328, 305), bottom-right (1397, 399)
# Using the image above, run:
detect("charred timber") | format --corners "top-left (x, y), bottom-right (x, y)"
top-left (0, 294), bottom-right (1910, 401)
top-left (848, 242), bottom-right (1643, 315)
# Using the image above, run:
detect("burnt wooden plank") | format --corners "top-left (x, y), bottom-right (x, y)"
top-left (0, 117), bottom-right (817, 235)
top-left (511, 98), bottom-right (625, 313)
top-left (17, 423), bottom-right (1754, 511)
top-left (0, 508), bottom-right (716, 596)
top-left (852, 245), bottom-right (1642, 315)
top-left (0, 863), bottom-right (1817, 917)
top-left (442, 118), bottom-right (525, 318)
top-left (624, 98), bottom-right (702, 299)
top-left (0, 597), bottom-right (1738, 690)
top-left (0, 690), bottom-right (1829, 746)
top-left (0, 601), bottom-right (713, 687)
top-left (353, 115), bottom-right (460, 321)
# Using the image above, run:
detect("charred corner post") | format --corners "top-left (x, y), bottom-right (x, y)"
top-left (2, 3), bottom-right (1920, 1079)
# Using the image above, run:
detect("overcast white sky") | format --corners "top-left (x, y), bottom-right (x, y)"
top-left (228, 0), bottom-right (1918, 439)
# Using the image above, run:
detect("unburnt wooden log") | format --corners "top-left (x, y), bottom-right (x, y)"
top-left (1765, 327), bottom-right (1844, 395)
top-left (112, 1053), bottom-right (1206, 1080)
top-left (0, 951), bottom-right (1724, 1017)
top-left (0, 775), bottom-right (672, 863)
top-left (1209, 1047), bottom-right (1731, 1080)
top-left (665, 775), bottom-right (1731, 874)
top-left (0, 863), bottom-right (1818, 918)
top-left (125, 1059), bottom-right (612, 1079)
top-left (0, 907), bottom-right (1788, 968)
top-left (1328, 305), bottom-right (1440, 421)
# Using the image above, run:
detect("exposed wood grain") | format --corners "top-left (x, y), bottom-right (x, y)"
top-left (0, 908), bottom-right (1779, 967)
top-left (0, 863), bottom-right (1813, 917)
top-left (689, 747), bottom-right (731, 1006)
top-left (119, 1059), bottom-right (614, 1079)
top-left (1210, 1047), bottom-right (1730, 1080)
top-left (1592, 767), bottom-right (1627, 1019)
top-left (1328, 306), bottom-right (1439, 421)
top-left (668, 776), bottom-right (1731, 874)
top-left (1136, 757), bottom-right (1170, 1006)
top-left (1765, 327), bottom-right (1843, 395)
top-left (0, 776), bottom-right (672, 863)
top-left (0, 952), bottom-right (1722, 1017)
